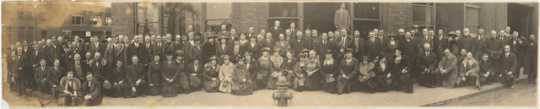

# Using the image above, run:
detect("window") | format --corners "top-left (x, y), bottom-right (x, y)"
top-left (269, 3), bottom-right (299, 29)
top-left (412, 3), bottom-right (435, 29)
top-left (352, 3), bottom-right (380, 36)
top-left (354, 3), bottom-right (379, 19)
top-left (270, 3), bottom-right (298, 17)
top-left (206, 3), bottom-right (232, 32)
top-left (72, 16), bottom-right (83, 25)
top-left (465, 4), bottom-right (480, 32)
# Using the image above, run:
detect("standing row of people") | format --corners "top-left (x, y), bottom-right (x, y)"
top-left (6, 21), bottom-right (537, 106)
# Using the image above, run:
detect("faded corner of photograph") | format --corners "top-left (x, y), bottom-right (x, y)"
top-left (1, 0), bottom-right (538, 108)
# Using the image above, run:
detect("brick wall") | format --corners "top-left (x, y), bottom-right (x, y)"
top-left (231, 3), bottom-right (269, 33)
top-left (480, 3), bottom-right (508, 32)
top-left (381, 3), bottom-right (413, 34)
top-left (111, 3), bottom-right (135, 36)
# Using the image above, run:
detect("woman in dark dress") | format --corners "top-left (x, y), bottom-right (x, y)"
top-left (321, 52), bottom-right (337, 93)
top-left (146, 55), bottom-right (162, 96)
top-left (203, 56), bottom-right (220, 92)
top-left (373, 57), bottom-right (393, 92)
top-left (304, 50), bottom-right (322, 90)
top-left (232, 59), bottom-right (253, 95)
top-left (161, 55), bottom-right (178, 97)
top-left (391, 50), bottom-right (413, 93)
top-left (111, 60), bottom-right (126, 97)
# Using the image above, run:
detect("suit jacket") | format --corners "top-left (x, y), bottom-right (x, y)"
top-left (88, 43), bottom-right (105, 54)
top-left (317, 39), bottom-right (336, 57)
top-left (243, 42), bottom-right (262, 57)
top-left (337, 36), bottom-right (352, 49)
top-left (184, 42), bottom-right (203, 61)
top-left (89, 59), bottom-right (108, 80)
top-left (352, 37), bottom-right (366, 56)
top-left (34, 66), bottom-right (51, 84)
top-left (82, 79), bottom-right (102, 104)
top-left (437, 53), bottom-right (458, 73)
top-left (501, 52), bottom-right (518, 73)
top-left (126, 63), bottom-right (144, 87)
top-left (127, 43), bottom-right (146, 61)
top-left (417, 49), bottom-right (437, 73)
top-left (365, 39), bottom-right (381, 59)
top-left (60, 77), bottom-right (81, 95)
top-left (338, 58), bottom-right (359, 79)
top-left (49, 67), bottom-right (65, 85)
top-left (203, 42), bottom-right (217, 61)
top-left (187, 62), bottom-right (204, 76)
top-left (290, 39), bottom-right (306, 55)
top-left (216, 44), bottom-right (232, 57)
top-left (147, 62), bottom-right (162, 85)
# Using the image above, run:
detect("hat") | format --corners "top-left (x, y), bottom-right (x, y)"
top-left (273, 47), bottom-right (280, 52)
top-left (262, 47), bottom-right (271, 52)
top-left (345, 48), bottom-right (353, 53)
top-left (218, 35), bottom-right (229, 40)
top-left (302, 49), bottom-right (310, 53)
top-left (244, 52), bottom-right (252, 56)
top-left (207, 35), bottom-right (217, 40)
top-left (176, 50), bottom-right (184, 56)
top-left (222, 55), bottom-right (230, 59)
top-left (210, 56), bottom-right (217, 60)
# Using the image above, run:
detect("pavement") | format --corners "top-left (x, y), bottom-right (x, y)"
top-left (434, 80), bottom-right (537, 106)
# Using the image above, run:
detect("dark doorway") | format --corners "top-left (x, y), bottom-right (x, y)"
top-left (303, 3), bottom-right (340, 32)
top-left (508, 3), bottom-right (534, 36)
top-left (352, 3), bottom-right (380, 37)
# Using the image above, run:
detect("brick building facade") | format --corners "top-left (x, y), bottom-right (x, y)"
top-left (110, 2), bottom-right (537, 37)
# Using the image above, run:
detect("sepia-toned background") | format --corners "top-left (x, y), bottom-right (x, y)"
top-left (1, 0), bottom-right (538, 108)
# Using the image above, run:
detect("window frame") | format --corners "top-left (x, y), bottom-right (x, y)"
top-left (268, 3), bottom-right (302, 30)
top-left (464, 3), bottom-right (481, 31)
top-left (411, 3), bottom-right (436, 29)
top-left (72, 15), bottom-right (84, 25)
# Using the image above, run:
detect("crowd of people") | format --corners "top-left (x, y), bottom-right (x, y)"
top-left (5, 20), bottom-right (538, 106)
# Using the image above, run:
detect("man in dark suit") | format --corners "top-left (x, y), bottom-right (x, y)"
top-left (185, 34), bottom-right (203, 63)
top-left (187, 59), bottom-right (204, 92)
top-left (82, 74), bottom-right (102, 106)
top-left (526, 34), bottom-right (537, 84)
top-left (244, 37), bottom-right (262, 58)
top-left (365, 32), bottom-right (381, 60)
top-left (146, 55), bottom-right (162, 96)
top-left (89, 52), bottom-right (107, 82)
top-left (126, 56), bottom-right (145, 97)
top-left (127, 36), bottom-right (145, 64)
top-left (87, 37), bottom-right (105, 55)
top-left (417, 43), bottom-right (437, 88)
top-left (337, 49), bottom-right (358, 94)
top-left (400, 32), bottom-right (419, 79)
top-left (34, 59), bottom-right (51, 93)
top-left (290, 31), bottom-right (306, 56)
top-left (216, 35), bottom-right (232, 59)
top-left (60, 71), bottom-right (82, 106)
top-left (162, 54), bottom-right (179, 97)
top-left (337, 30), bottom-right (352, 50)
top-left (270, 20), bottom-right (284, 40)
top-left (499, 45), bottom-right (518, 88)
top-left (352, 30), bottom-right (365, 59)
top-left (49, 59), bottom-right (64, 97)
top-left (317, 33), bottom-right (334, 61)
top-left (203, 36), bottom-right (217, 63)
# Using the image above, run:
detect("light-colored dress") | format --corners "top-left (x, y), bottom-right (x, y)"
top-left (218, 62), bottom-right (235, 93)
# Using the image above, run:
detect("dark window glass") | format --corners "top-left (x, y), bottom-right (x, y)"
top-left (269, 3), bottom-right (298, 17)
top-left (353, 3), bottom-right (379, 19)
